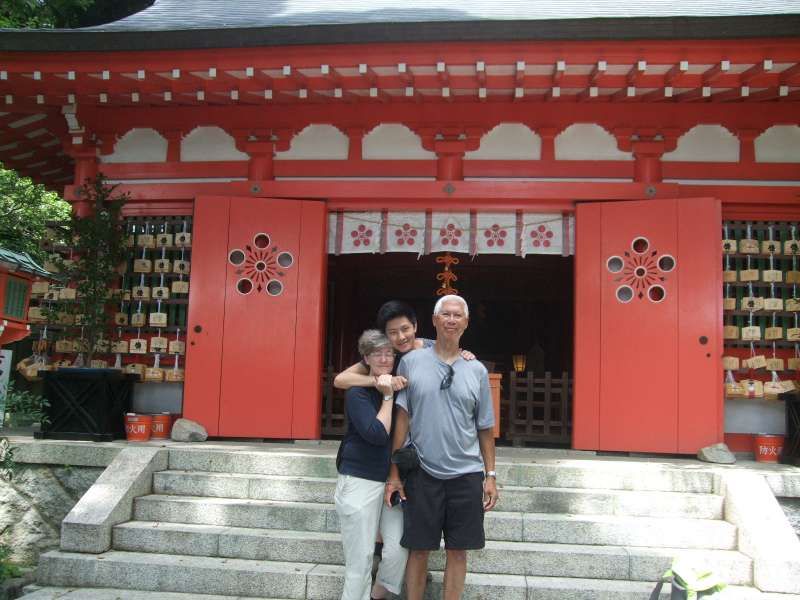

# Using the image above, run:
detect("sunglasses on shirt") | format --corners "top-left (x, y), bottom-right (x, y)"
top-left (440, 364), bottom-right (455, 390)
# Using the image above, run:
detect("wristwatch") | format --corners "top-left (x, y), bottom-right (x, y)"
top-left (383, 395), bottom-right (393, 402)
top-left (485, 470), bottom-right (497, 479)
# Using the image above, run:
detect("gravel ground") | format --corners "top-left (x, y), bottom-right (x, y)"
top-left (779, 498), bottom-right (800, 540)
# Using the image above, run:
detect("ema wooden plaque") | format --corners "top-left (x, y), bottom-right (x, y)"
top-left (132, 286), bottom-right (151, 300)
top-left (137, 234), bottom-right (155, 248)
top-left (150, 336), bottom-right (168, 352)
top-left (149, 312), bottom-right (168, 327)
top-left (129, 338), bottom-right (148, 354)
top-left (133, 259), bottom-right (152, 273)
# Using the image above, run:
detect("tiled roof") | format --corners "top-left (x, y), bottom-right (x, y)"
top-left (1, 0), bottom-right (798, 51)
top-left (0, 248), bottom-right (50, 278)
top-left (81, 0), bottom-right (800, 31)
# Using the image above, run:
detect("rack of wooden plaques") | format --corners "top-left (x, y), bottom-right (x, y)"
top-left (722, 221), bottom-right (800, 401)
top-left (27, 216), bottom-right (192, 384)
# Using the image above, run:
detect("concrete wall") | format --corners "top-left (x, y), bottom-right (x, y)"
top-left (0, 463), bottom-right (103, 564)
top-left (0, 442), bottom-right (118, 564)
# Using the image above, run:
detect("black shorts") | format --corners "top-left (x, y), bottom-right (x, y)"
top-left (401, 468), bottom-right (485, 551)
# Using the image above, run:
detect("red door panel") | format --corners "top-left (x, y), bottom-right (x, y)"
top-left (183, 196), bottom-right (327, 439)
top-left (218, 197), bottom-right (302, 437)
top-left (574, 197), bottom-right (722, 454)
top-left (183, 197), bottom-right (230, 435)
top-left (677, 199), bottom-right (723, 452)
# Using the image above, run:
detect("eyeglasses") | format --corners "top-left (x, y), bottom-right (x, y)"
top-left (440, 364), bottom-right (455, 390)
top-left (368, 350), bottom-right (395, 360)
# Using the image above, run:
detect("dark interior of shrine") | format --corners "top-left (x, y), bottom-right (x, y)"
top-left (325, 252), bottom-right (574, 378)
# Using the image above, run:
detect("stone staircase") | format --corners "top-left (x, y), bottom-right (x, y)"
top-left (18, 447), bottom-right (800, 599)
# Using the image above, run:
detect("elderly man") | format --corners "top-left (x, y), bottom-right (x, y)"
top-left (384, 294), bottom-right (498, 600)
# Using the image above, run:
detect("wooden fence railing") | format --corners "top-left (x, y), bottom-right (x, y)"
top-left (321, 365), bottom-right (347, 436)
top-left (322, 367), bottom-right (573, 445)
top-left (504, 371), bottom-right (572, 446)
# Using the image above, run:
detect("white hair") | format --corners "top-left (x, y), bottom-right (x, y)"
top-left (433, 294), bottom-right (469, 318)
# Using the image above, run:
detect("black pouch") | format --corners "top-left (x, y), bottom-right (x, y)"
top-left (335, 441), bottom-right (345, 472)
top-left (391, 445), bottom-right (420, 480)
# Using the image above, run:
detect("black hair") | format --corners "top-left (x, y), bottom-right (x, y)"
top-left (376, 300), bottom-right (417, 332)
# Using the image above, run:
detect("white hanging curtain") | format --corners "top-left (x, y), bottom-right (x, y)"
top-left (476, 212), bottom-right (517, 255)
top-left (328, 210), bottom-right (573, 256)
top-left (386, 212), bottom-right (426, 254)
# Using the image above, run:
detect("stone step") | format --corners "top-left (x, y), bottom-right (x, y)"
top-left (168, 449), bottom-right (715, 492)
top-left (37, 550), bottom-right (313, 599)
top-left (20, 584), bottom-right (800, 600)
top-left (18, 587), bottom-right (282, 599)
top-left (113, 521), bottom-right (753, 585)
top-left (154, 470), bottom-right (723, 519)
top-left (132, 495), bottom-right (737, 549)
top-left (33, 550), bottom-right (774, 600)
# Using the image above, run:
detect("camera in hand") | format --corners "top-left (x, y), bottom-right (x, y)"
top-left (390, 491), bottom-right (405, 506)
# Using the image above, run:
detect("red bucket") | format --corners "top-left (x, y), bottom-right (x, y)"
top-left (754, 434), bottom-right (784, 463)
top-left (125, 413), bottom-right (152, 442)
top-left (150, 413), bottom-right (173, 439)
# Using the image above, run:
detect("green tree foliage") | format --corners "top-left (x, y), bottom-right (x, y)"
top-left (0, 0), bottom-right (152, 29)
top-left (0, 0), bottom-right (94, 28)
top-left (50, 175), bottom-right (129, 363)
top-left (0, 166), bottom-right (70, 263)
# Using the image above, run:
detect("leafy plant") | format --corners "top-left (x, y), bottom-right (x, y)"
top-left (45, 175), bottom-right (130, 364)
top-left (0, 166), bottom-right (70, 264)
top-left (0, 542), bottom-right (22, 584)
top-left (3, 381), bottom-right (49, 426)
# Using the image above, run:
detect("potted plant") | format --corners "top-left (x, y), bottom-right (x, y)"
top-left (36, 175), bottom-right (135, 441)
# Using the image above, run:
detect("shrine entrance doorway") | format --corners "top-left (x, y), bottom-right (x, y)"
top-left (323, 251), bottom-right (575, 445)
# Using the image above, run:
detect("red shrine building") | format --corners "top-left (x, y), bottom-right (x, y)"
top-left (1, 1), bottom-right (799, 455)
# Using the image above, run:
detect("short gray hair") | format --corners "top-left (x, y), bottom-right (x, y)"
top-left (433, 294), bottom-right (469, 318)
top-left (358, 329), bottom-right (392, 357)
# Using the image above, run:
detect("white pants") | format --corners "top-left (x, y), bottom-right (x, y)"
top-left (334, 474), bottom-right (408, 600)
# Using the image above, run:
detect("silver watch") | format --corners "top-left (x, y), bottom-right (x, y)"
top-left (485, 470), bottom-right (497, 479)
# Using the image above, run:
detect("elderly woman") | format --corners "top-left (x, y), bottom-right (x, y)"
top-left (335, 329), bottom-right (408, 600)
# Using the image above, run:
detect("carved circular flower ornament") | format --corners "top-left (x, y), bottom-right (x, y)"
top-left (606, 236), bottom-right (675, 304)
top-left (228, 233), bottom-right (294, 297)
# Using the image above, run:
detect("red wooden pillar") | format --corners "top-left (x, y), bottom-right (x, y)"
top-left (163, 130), bottom-right (183, 162)
top-left (434, 140), bottom-right (466, 180)
top-left (244, 142), bottom-right (276, 180)
top-left (67, 145), bottom-right (99, 217)
top-left (631, 140), bottom-right (666, 184)
top-left (538, 127), bottom-right (560, 161)
top-left (737, 129), bottom-right (761, 164)
top-left (347, 128), bottom-right (364, 160)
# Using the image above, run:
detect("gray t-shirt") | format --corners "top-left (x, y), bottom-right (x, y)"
top-left (396, 345), bottom-right (495, 480)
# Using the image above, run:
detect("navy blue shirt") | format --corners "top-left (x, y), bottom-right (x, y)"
top-left (338, 386), bottom-right (391, 482)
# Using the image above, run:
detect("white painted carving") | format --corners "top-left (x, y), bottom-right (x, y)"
top-left (662, 125), bottom-right (739, 162)
top-left (276, 124), bottom-right (348, 160)
top-left (101, 128), bottom-right (167, 163)
top-left (465, 123), bottom-right (541, 160)
top-left (555, 124), bottom-right (632, 161)
top-left (755, 125), bottom-right (800, 163)
top-left (181, 126), bottom-right (248, 162)
top-left (363, 124), bottom-right (435, 159)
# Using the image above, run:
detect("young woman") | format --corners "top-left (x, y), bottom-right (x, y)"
top-left (335, 329), bottom-right (408, 600)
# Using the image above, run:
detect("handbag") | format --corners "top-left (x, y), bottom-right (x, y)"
top-left (391, 446), bottom-right (420, 479)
